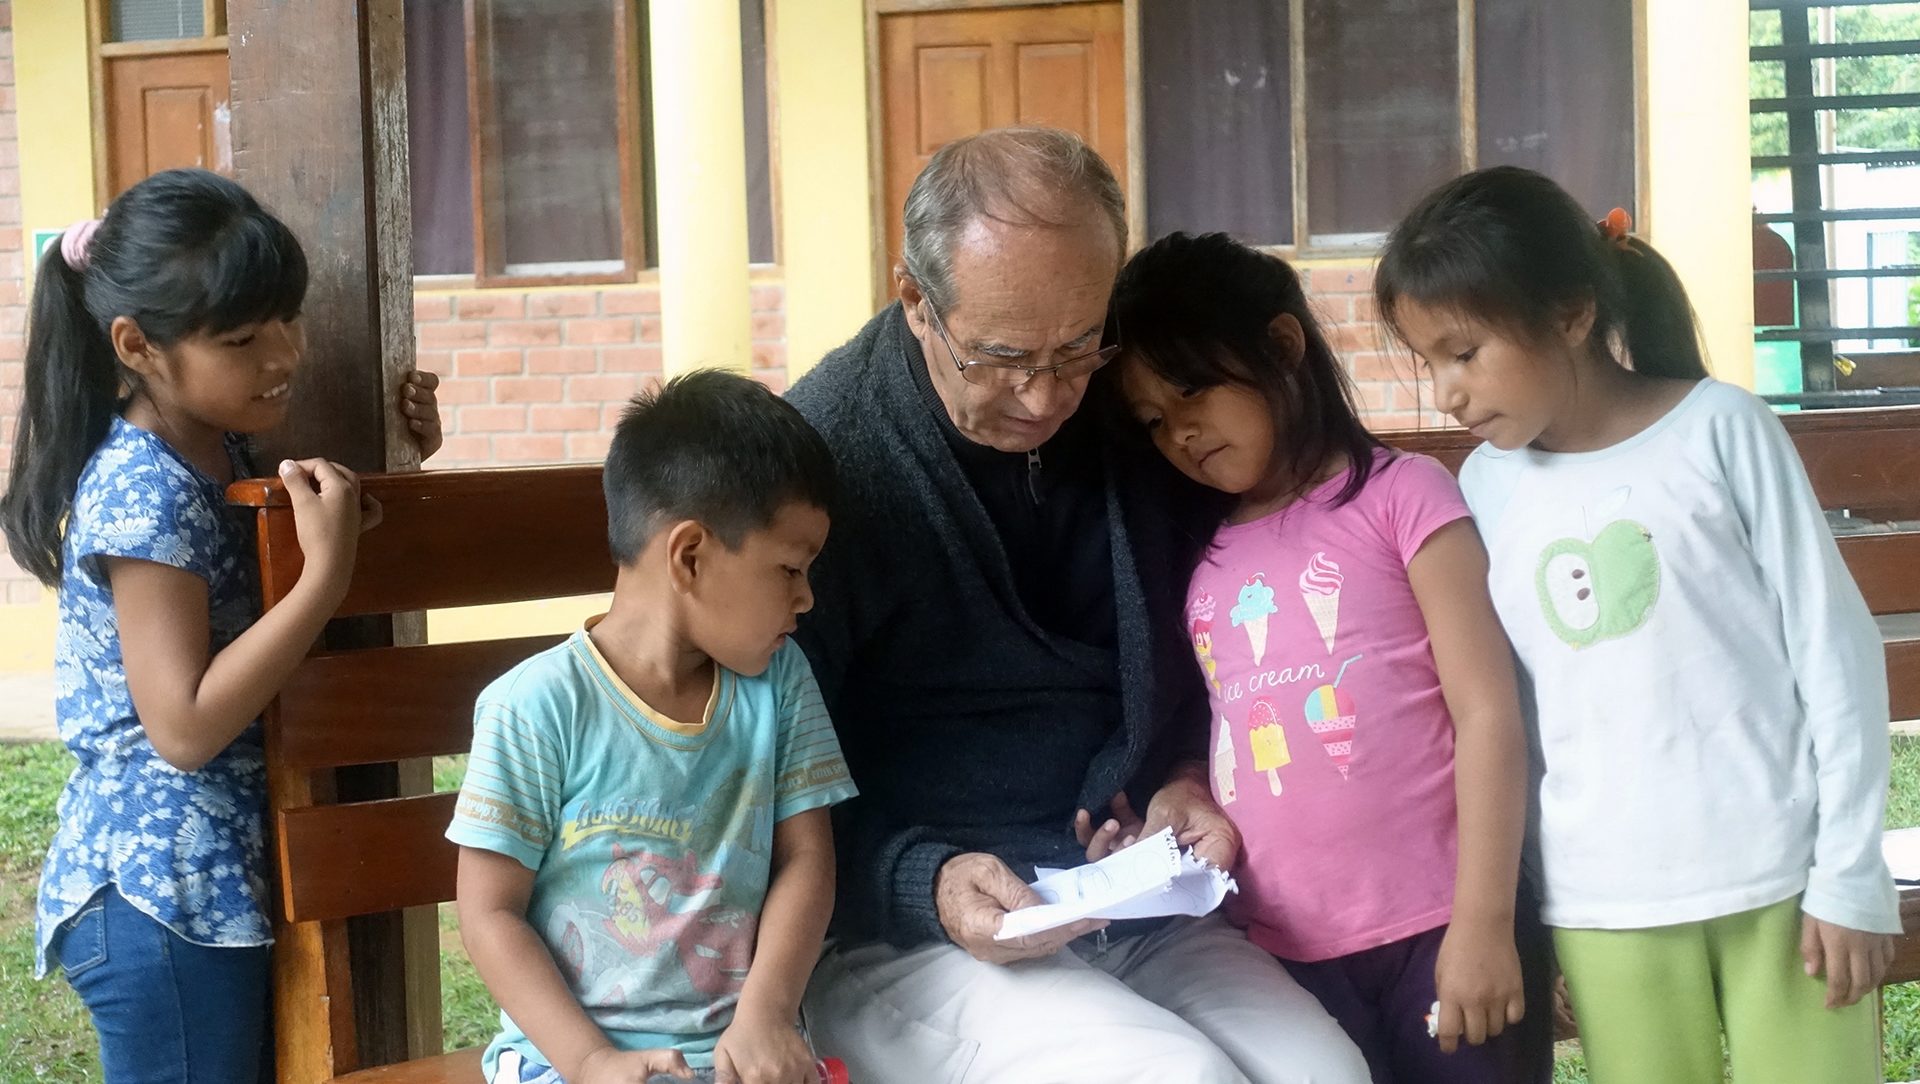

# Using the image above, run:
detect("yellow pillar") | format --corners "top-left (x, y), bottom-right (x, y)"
top-left (648, 0), bottom-right (752, 375)
top-left (1643, 0), bottom-right (1754, 388)
top-left (15, 2), bottom-right (98, 268)
top-left (773, 0), bottom-right (876, 379)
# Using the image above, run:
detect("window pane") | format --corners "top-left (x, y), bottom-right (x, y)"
top-left (405, 0), bottom-right (476, 276)
top-left (111, 0), bottom-right (204, 42)
top-left (741, 0), bottom-right (776, 265)
top-left (480, 0), bottom-right (628, 275)
top-left (1304, 0), bottom-right (1460, 244)
top-left (1477, 0), bottom-right (1636, 218)
top-left (1140, 0), bottom-right (1292, 245)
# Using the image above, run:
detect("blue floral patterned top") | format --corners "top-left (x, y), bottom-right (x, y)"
top-left (36, 417), bottom-right (269, 976)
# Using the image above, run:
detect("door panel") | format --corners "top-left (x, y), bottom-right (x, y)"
top-left (104, 49), bottom-right (231, 196)
top-left (879, 2), bottom-right (1127, 282)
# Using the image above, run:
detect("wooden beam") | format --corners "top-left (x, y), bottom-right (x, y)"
top-left (227, 1), bottom-right (432, 1078)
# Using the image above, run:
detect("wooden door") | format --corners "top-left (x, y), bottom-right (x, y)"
top-left (879, 2), bottom-right (1128, 279)
top-left (104, 49), bottom-right (231, 196)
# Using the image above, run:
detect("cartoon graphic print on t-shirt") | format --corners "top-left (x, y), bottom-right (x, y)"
top-left (1298, 552), bottom-right (1344, 653)
top-left (1231, 575), bottom-right (1280, 665)
top-left (1534, 488), bottom-right (1663, 650)
top-left (1302, 654), bottom-right (1363, 780)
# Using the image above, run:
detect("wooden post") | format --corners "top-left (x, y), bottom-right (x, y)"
top-left (227, 0), bottom-right (438, 1078)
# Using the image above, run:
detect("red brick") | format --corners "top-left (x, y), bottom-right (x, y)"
top-left (414, 295), bottom-right (454, 322)
top-left (637, 315), bottom-right (663, 343)
top-left (527, 347), bottom-right (599, 374)
top-left (1307, 295), bottom-right (1353, 324)
top-left (431, 377), bottom-right (490, 406)
top-left (750, 284), bottom-right (783, 311)
top-left (419, 321), bottom-right (490, 350)
top-left (600, 345), bottom-right (663, 373)
top-left (751, 342), bottom-right (786, 372)
top-left (458, 292), bottom-right (525, 320)
top-left (1352, 296), bottom-right (1381, 324)
top-left (1330, 322), bottom-right (1387, 354)
top-left (459, 405), bottom-right (527, 433)
top-left (601, 288), bottom-right (661, 315)
top-left (434, 435), bottom-right (492, 465)
top-left (490, 320), bottom-right (563, 347)
top-left (494, 377), bottom-right (565, 404)
top-left (1365, 411), bottom-right (1424, 432)
top-left (750, 311), bottom-right (784, 340)
top-left (1347, 352), bottom-right (1414, 383)
top-left (1308, 265), bottom-right (1374, 294)
top-left (568, 432), bottom-right (614, 461)
top-left (564, 317), bottom-right (636, 346)
top-left (413, 349), bottom-right (453, 375)
top-left (0, 362), bottom-right (19, 388)
top-left (0, 196), bottom-right (23, 228)
top-left (752, 369), bottom-right (788, 395)
top-left (601, 402), bottom-right (633, 430)
top-left (570, 374), bottom-right (642, 403)
top-left (453, 348), bottom-right (523, 377)
top-left (527, 291), bottom-right (598, 318)
top-left (1353, 382), bottom-right (1393, 412)
top-left (492, 434), bottom-right (567, 462)
top-left (530, 405), bottom-right (601, 432)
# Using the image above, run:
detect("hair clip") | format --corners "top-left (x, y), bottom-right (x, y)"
top-left (60, 218), bottom-right (103, 271)
top-left (1597, 207), bottom-right (1634, 251)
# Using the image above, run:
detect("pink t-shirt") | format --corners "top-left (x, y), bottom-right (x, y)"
top-left (1187, 449), bottom-right (1470, 962)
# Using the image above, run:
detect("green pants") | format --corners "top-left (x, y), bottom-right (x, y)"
top-left (1553, 896), bottom-right (1879, 1084)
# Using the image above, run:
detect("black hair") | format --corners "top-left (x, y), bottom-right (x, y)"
top-left (1374, 165), bottom-right (1707, 382)
top-left (1103, 231), bottom-right (1384, 516)
top-left (602, 369), bottom-right (838, 564)
top-left (1, 168), bottom-right (309, 586)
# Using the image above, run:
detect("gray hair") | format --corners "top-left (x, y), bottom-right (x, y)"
top-left (900, 127), bottom-right (1127, 313)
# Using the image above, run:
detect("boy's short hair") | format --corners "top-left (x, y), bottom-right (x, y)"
top-left (603, 369), bottom-right (837, 563)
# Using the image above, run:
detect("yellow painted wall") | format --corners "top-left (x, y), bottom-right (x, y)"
top-left (15, 2), bottom-right (97, 262)
top-left (1643, 0), bottom-right (1755, 388)
top-left (2, 4), bottom-right (95, 670)
top-left (772, 0), bottom-right (876, 377)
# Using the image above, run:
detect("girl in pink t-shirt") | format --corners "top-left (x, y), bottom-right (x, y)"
top-left (1091, 232), bottom-right (1549, 1082)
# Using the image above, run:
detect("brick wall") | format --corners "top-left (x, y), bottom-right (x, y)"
top-left (0, 0), bottom-right (32, 605)
top-left (419, 281), bottom-right (791, 468)
top-left (1301, 265), bottom-right (1447, 432)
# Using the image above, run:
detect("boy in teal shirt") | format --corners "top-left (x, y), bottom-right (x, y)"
top-left (449, 371), bottom-right (857, 1084)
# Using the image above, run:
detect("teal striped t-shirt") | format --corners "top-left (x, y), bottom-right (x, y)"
top-left (447, 626), bottom-right (856, 1076)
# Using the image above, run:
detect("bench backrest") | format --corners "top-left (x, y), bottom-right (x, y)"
top-left (231, 406), bottom-right (1920, 1082)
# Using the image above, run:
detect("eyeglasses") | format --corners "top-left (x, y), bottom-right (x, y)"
top-left (925, 302), bottom-right (1120, 388)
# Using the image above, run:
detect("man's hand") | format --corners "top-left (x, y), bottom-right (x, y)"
top-left (935, 851), bottom-right (1105, 965)
top-left (1138, 763), bottom-right (1241, 870)
top-left (1075, 794), bottom-right (1147, 861)
top-left (1801, 914), bottom-right (1895, 1008)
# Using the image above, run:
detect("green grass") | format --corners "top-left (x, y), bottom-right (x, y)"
top-left (10, 740), bottom-right (1920, 1081)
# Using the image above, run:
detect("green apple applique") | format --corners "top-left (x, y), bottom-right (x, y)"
top-left (1535, 493), bottom-right (1661, 648)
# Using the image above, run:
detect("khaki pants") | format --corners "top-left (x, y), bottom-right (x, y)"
top-left (800, 914), bottom-right (1370, 1084)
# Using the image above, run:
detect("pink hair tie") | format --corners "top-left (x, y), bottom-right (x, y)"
top-left (60, 218), bottom-right (102, 270)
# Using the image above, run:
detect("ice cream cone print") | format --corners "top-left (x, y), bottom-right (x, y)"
top-left (1246, 697), bottom-right (1290, 796)
top-left (1212, 716), bottom-right (1238, 805)
top-left (1298, 552), bottom-right (1344, 654)
top-left (1230, 574), bottom-right (1280, 666)
top-left (1303, 654), bottom-right (1362, 779)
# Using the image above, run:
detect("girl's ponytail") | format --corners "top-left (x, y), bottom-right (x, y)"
top-left (1, 240), bottom-right (125, 586)
top-left (1612, 234), bottom-right (1709, 380)
top-left (1377, 166), bottom-right (1711, 382)
top-left (0, 168), bottom-right (309, 588)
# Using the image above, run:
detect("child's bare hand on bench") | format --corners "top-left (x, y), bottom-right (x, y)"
top-left (577, 1045), bottom-right (695, 1083)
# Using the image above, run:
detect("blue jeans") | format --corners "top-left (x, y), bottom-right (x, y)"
top-left (55, 887), bottom-right (271, 1084)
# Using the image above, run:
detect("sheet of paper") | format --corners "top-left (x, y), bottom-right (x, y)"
top-left (1884, 826), bottom-right (1920, 882)
top-left (995, 828), bottom-right (1238, 941)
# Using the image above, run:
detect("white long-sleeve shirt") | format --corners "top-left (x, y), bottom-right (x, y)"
top-left (1459, 379), bottom-right (1899, 934)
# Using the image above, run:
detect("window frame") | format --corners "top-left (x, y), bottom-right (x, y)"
top-left (461, 0), bottom-right (651, 289)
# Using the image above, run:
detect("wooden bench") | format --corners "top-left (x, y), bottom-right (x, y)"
top-left (232, 406), bottom-right (1920, 1081)
top-left (231, 466), bottom-right (615, 1083)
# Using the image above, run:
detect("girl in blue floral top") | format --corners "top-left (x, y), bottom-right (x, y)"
top-left (0, 169), bottom-right (443, 1082)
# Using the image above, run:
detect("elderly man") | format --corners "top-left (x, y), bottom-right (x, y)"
top-left (785, 128), bottom-right (1368, 1083)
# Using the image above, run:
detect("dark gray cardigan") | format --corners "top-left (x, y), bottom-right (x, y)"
top-left (787, 303), bottom-right (1209, 949)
